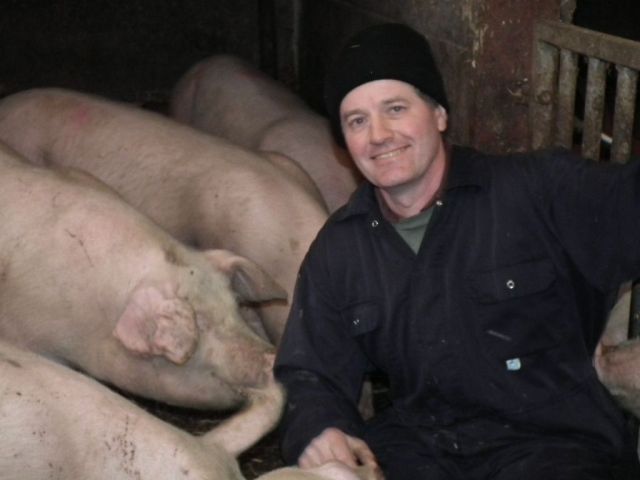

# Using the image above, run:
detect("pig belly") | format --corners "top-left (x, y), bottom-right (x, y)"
top-left (170, 54), bottom-right (361, 213)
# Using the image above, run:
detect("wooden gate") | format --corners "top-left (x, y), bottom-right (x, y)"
top-left (530, 20), bottom-right (640, 163)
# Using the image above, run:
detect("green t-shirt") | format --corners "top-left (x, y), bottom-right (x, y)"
top-left (392, 206), bottom-right (434, 254)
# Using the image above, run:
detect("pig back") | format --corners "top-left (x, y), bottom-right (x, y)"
top-left (170, 54), bottom-right (361, 213)
top-left (0, 149), bottom-right (150, 342)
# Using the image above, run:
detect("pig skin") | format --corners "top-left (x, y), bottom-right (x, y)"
top-left (258, 463), bottom-right (383, 480)
top-left (0, 339), bottom-right (260, 479)
top-left (170, 54), bottom-right (362, 213)
top-left (0, 88), bottom-right (329, 344)
top-left (595, 285), bottom-right (640, 418)
top-left (0, 141), bottom-right (284, 412)
top-left (0, 341), bottom-right (382, 480)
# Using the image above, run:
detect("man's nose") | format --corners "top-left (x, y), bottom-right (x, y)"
top-left (369, 116), bottom-right (392, 144)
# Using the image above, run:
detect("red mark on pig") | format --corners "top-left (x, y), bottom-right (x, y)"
top-left (69, 106), bottom-right (93, 131)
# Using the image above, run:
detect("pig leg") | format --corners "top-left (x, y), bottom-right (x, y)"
top-left (201, 353), bottom-right (285, 456)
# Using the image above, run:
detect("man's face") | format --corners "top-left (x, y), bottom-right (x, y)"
top-left (340, 79), bottom-right (448, 193)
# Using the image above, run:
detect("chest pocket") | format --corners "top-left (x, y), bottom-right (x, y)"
top-left (466, 258), bottom-right (562, 360)
top-left (467, 258), bottom-right (556, 304)
top-left (466, 258), bottom-right (582, 407)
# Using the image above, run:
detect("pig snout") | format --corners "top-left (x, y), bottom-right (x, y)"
top-left (201, 317), bottom-right (278, 392)
top-left (225, 341), bottom-right (276, 390)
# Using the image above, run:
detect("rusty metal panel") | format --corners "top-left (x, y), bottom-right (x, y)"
top-left (612, 66), bottom-right (638, 163)
top-left (556, 49), bottom-right (578, 149)
top-left (582, 57), bottom-right (607, 160)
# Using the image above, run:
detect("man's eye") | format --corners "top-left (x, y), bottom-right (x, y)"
top-left (348, 117), bottom-right (365, 128)
top-left (389, 105), bottom-right (406, 113)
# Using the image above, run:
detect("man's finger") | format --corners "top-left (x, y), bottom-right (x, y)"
top-left (346, 436), bottom-right (378, 466)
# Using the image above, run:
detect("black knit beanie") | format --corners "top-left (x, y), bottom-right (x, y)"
top-left (324, 23), bottom-right (449, 146)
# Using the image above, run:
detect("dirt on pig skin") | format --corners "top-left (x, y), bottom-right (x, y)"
top-left (120, 372), bottom-right (392, 479)
top-left (123, 391), bottom-right (285, 478)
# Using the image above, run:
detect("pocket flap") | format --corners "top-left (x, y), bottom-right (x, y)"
top-left (468, 258), bottom-right (556, 304)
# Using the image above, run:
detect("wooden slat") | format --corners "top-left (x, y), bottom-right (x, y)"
top-left (581, 57), bottom-right (607, 160)
top-left (555, 49), bottom-right (578, 149)
top-left (530, 40), bottom-right (558, 150)
top-left (611, 66), bottom-right (638, 163)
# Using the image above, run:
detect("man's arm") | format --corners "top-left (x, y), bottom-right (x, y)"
top-left (276, 366), bottom-right (369, 464)
top-left (275, 247), bottom-right (373, 465)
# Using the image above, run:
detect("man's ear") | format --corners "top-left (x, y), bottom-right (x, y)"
top-left (436, 105), bottom-right (448, 132)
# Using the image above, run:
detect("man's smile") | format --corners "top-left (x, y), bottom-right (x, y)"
top-left (371, 145), bottom-right (410, 160)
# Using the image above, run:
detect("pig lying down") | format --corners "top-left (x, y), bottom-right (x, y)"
top-left (0, 142), bottom-right (284, 415)
top-left (171, 54), bottom-right (361, 213)
top-left (0, 88), bottom-right (329, 344)
top-left (0, 340), bottom-right (251, 480)
top-left (0, 340), bottom-right (381, 480)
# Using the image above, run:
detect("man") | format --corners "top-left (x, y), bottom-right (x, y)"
top-left (275, 23), bottom-right (640, 479)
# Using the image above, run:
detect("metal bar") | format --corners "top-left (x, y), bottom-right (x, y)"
top-left (611, 66), bottom-right (638, 164)
top-left (556, 49), bottom-right (578, 149)
top-left (530, 40), bottom-right (558, 150)
top-left (581, 57), bottom-right (607, 160)
top-left (536, 20), bottom-right (640, 71)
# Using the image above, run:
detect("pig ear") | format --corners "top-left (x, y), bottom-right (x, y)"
top-left (202, 249), bottom-right (288, 303)
top-left (113, 285), bottom-right (199, 365)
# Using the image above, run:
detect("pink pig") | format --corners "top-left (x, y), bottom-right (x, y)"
top-left (0, 141), bottom-right (284, 412)
top-left (0, 88), bottom-right (329, 344)
top-left (171, 54), bottom-right (362, 213)
top-left (0, 339), bottom-right (383, 480)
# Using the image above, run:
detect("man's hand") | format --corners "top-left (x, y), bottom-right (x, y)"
top-left (298, 427), bottom-right (378, 470)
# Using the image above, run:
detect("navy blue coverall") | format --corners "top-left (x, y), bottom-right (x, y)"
top-left (275, 146), bottom-right (640, 479)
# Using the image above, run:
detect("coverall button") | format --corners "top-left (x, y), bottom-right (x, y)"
top-left (353, 318), bottom-right (360, 325)
top-left (506, 279), bottom-right (515, 289)
top-left (436, 200), bottom-right (443, 206)
top-left (371, 219), bottom-right (379, 227)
